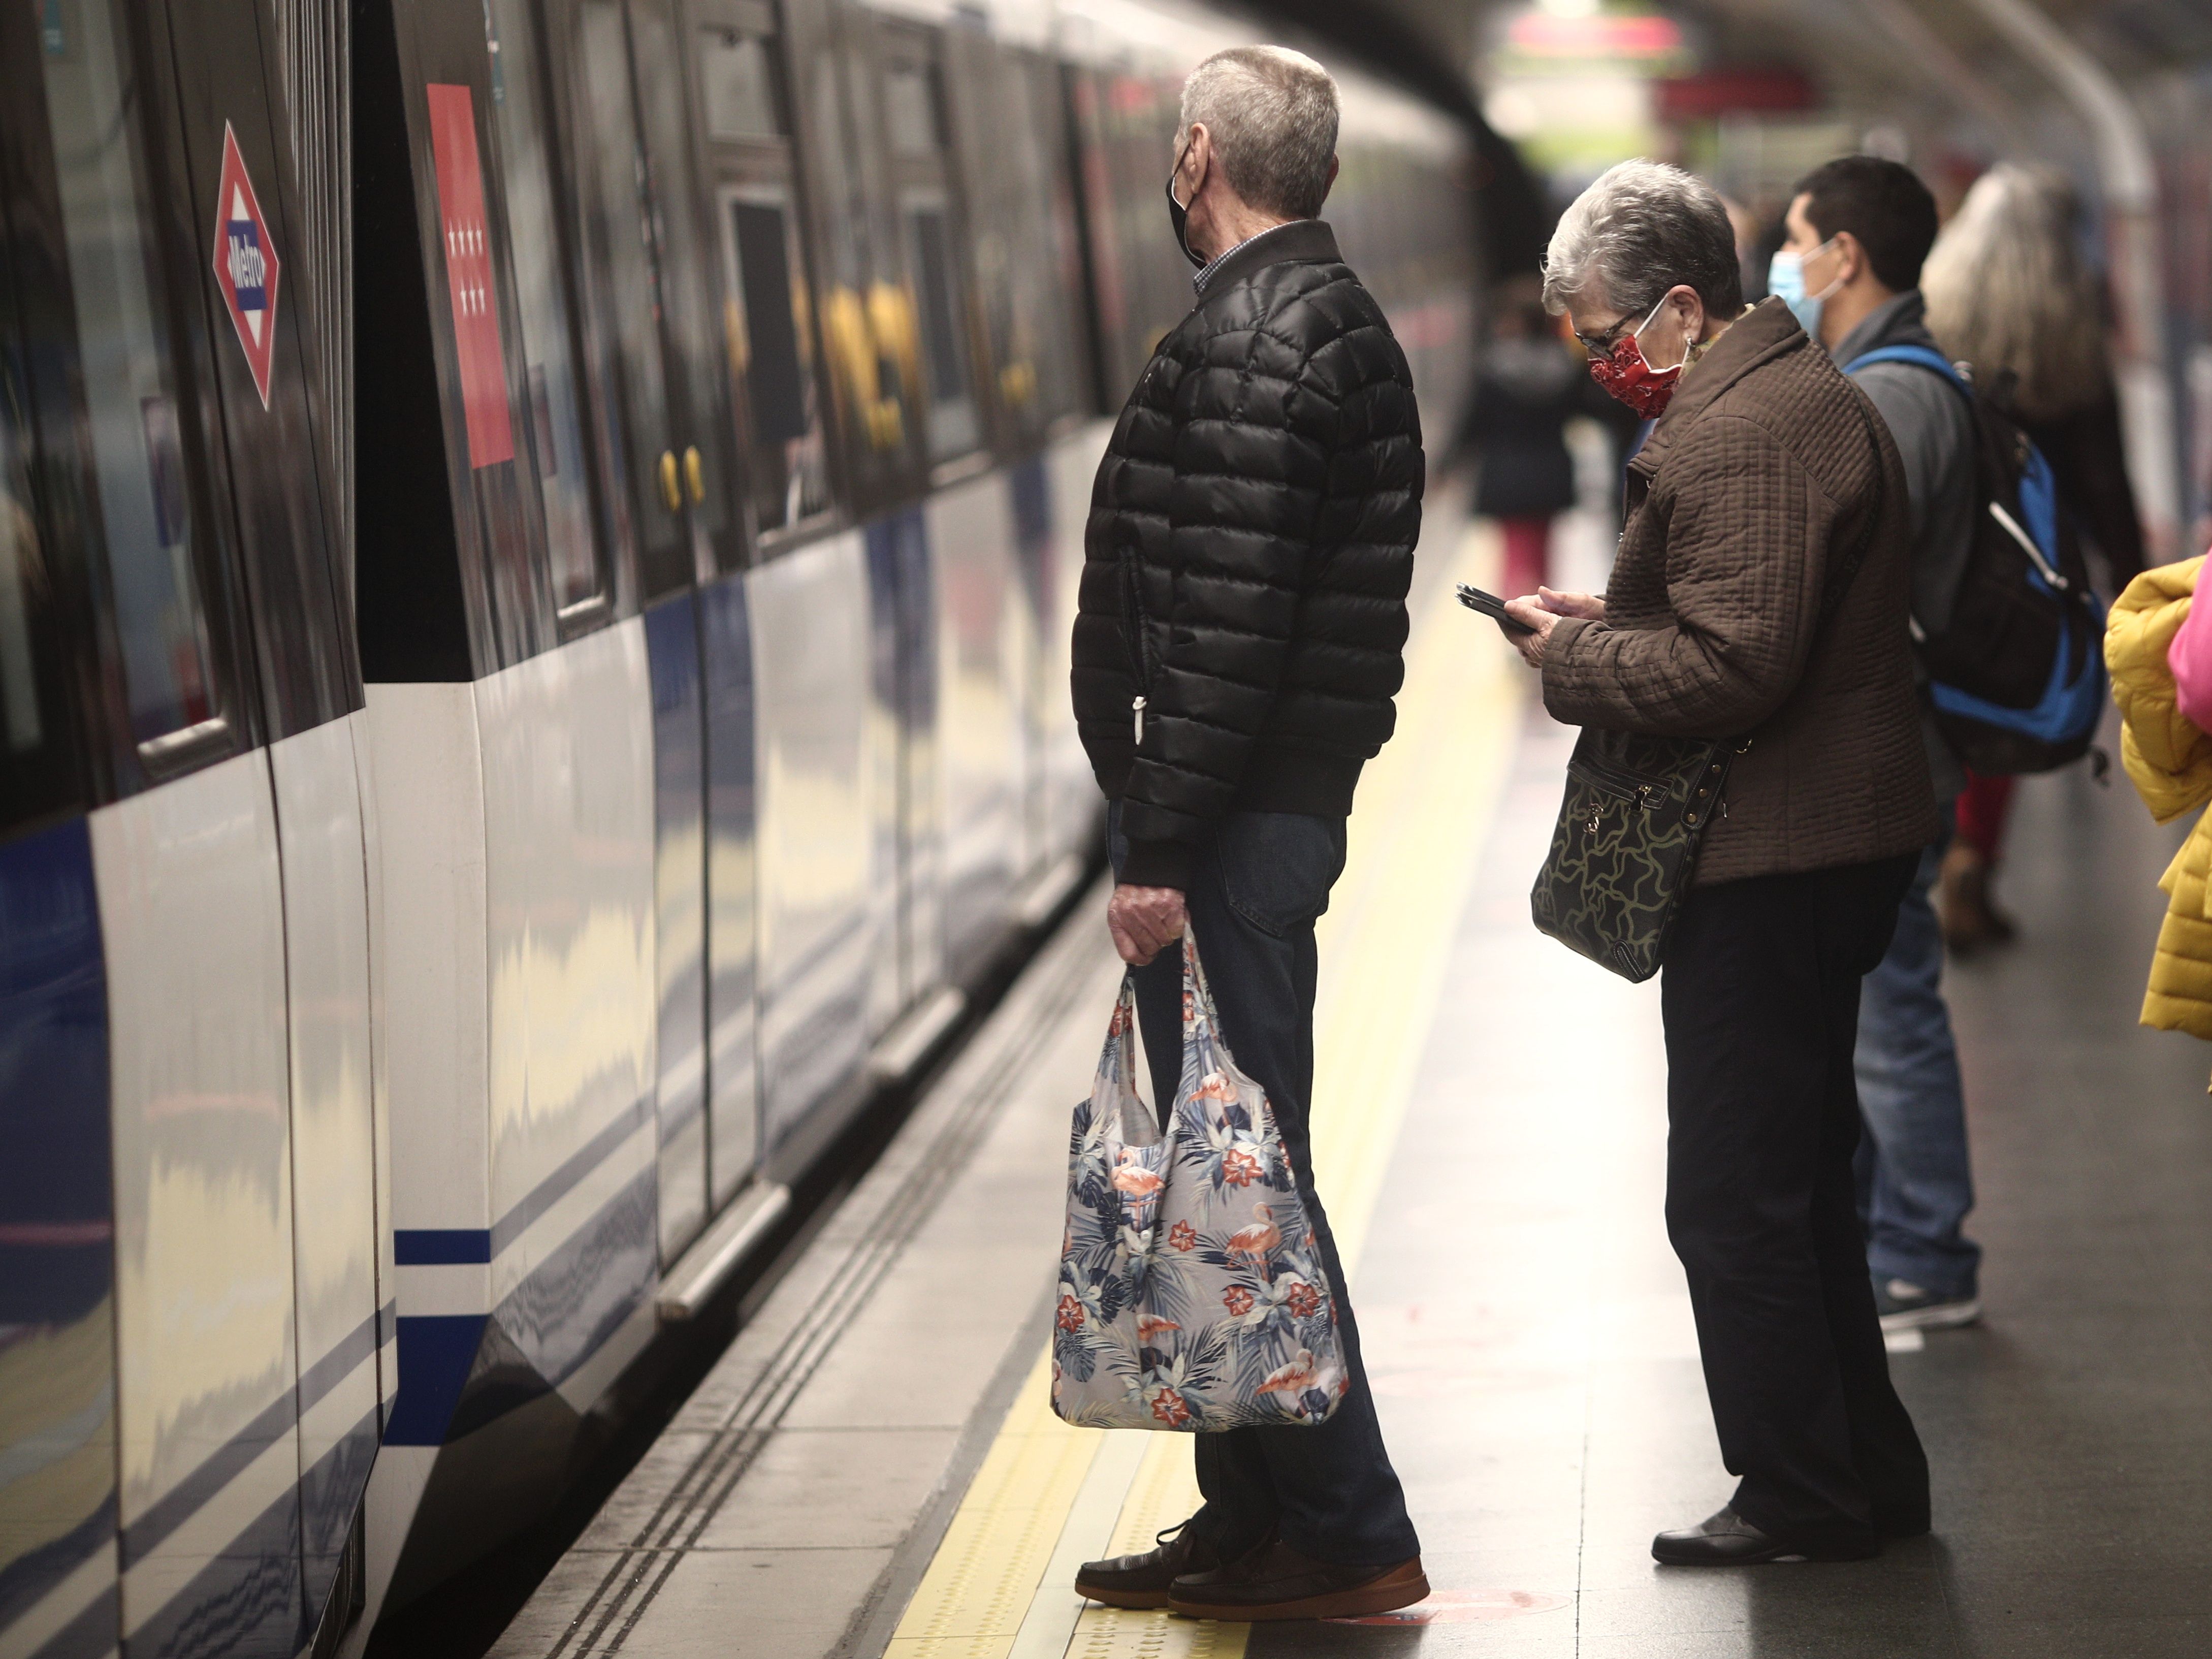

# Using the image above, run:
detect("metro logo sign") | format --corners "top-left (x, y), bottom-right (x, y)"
top-left (210, 124), bottom-right (280, 408)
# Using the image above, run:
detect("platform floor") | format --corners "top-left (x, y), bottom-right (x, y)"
top-left (489, 518), bottom-right (2212, 1659)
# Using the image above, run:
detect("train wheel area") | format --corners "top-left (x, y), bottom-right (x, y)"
top-left (471, 515), bottom-right (2212, 1659)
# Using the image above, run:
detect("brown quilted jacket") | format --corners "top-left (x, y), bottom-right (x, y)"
top-left (1542, 297), bottom-right (1939, 884)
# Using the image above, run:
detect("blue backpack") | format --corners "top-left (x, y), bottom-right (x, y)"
top-left (1845, 343), bottom-right (2107, 775)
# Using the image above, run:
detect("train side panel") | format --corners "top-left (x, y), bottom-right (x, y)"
top-left (93, 756), bottom-right (303, 1659)
top-left (268, 716), bottom-right (384, 1622)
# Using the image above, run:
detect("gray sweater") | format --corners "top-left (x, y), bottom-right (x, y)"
top-left (1835, 291), bottom-right (1977, 804)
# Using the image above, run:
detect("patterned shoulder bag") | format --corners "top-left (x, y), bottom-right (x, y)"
top-left (1530, 403), bottom-right (1886, 982)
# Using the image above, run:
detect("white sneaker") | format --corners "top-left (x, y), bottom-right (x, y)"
top-left (1875, 1278), bottom-right (1982, 1333)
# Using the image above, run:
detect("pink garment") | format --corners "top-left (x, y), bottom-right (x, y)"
top-left (2170, 567), bottom-right (2212, 735)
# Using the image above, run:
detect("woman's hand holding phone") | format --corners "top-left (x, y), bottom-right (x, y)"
top-left (1499, 587), bottom-right (1607, 669)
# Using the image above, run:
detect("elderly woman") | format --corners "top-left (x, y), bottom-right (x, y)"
top-left (1503, 162), bottom-right (1941, 1566)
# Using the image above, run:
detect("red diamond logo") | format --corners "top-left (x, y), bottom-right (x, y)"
top-left (210, 123), bottom-right (280, 408)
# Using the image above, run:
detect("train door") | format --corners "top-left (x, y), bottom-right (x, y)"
top-left (871, 20), bottom-right (1020, 989)
top-left (693, 0), bottom-right (845, 1203)
top-left (0, 2), bottom-right (377, 1656)
top-left (560, 0), bottom-right (754, 1259)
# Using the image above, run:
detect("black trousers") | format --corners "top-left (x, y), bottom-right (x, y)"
top-left (1110, 805), bottom-right (1420, 1568)
top-left (1660, 854), bottom-right (1931, 1551)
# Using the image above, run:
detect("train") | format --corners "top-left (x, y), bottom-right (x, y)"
top-left (0, 0), bottom-right (1481, 1654)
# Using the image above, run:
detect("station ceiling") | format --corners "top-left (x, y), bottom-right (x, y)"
top-left (1367, 0), bottom-right (2212, 121)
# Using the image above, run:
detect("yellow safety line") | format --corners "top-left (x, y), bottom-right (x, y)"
top-left (887, 524), bottom-right (1522, 1659)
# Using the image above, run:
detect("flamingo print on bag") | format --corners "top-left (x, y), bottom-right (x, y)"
top-left (1225, 1203), bottom-right (1283, 1269)
top-left (1052, 932), bottom-right (1347, 1431)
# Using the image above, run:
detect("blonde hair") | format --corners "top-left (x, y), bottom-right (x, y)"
top-left (1921, 164), bottom-right (2109, 422)
top-left (1179, 47), bottom-right (1339, 219)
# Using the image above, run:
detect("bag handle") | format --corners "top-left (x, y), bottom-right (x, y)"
top-left (1179, 928), bottom-right (1221, 1046)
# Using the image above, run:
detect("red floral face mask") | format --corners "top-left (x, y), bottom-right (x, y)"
top-left (1586, 297), bottom-right (1695, 419)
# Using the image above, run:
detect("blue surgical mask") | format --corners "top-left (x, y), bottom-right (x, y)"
top-left (1768, 239), bottom-right (1843, 340)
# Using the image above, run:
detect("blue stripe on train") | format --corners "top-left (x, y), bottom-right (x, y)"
top-left (391, 1092), bottom-right (654, 1269)
top-left (386, 1165), bottom-right (656, 1447)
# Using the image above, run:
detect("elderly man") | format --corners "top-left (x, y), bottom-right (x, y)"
top-left (1068, 45), bottom-right (1427, 1622)
top-left (1504, 161), bottom-right (1937, 1565)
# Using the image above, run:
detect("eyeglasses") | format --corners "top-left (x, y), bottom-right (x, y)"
top-left (1572, 316), bottom-right (1637, 361)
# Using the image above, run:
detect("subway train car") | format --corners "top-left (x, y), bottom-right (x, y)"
top-left (0, 0), bottom-right (1476, 1653)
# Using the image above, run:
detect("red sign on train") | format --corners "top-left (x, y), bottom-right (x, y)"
top-left (426, 83), bottom-right (515, 468)
top-left (211, 124), bottom-right (280, 408)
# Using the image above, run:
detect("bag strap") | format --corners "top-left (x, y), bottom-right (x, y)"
top-left (1179, 929), bottom-right (1215, 1044)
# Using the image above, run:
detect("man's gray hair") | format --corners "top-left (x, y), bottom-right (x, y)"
top-left (1542, 159), bottom-right (1743, 320)
top-left (1179, 46), bottom-right (1339, 220)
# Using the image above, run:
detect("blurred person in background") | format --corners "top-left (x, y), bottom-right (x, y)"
top-left (1461, 276), bottom-right (1622, 593)
top-left (1508, 159), bottom-right (1936, 1568)
top-left (1775, 154), bottom-right (1982, 1334)
top-left (1921, 164), bottom-right (2146, 948)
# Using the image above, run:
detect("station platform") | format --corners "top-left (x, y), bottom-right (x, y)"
top-left (486, 518), bottom-right (2212, 1659)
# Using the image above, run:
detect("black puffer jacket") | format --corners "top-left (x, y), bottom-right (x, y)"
top-left (1072, 219), bottom-right (1423, 888)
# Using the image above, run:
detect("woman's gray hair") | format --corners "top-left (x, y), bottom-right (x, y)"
top-left (1922, 164), bottom-right (2108, 421)
top-left (1541, 159), bottom-right (1742, 320)
top-left (1179, 46), bottom-right (1339, 220)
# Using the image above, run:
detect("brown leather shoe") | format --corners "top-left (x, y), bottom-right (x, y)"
top-left (1166, 1536), bottom-right (1428, 1622)
top-left (1075, 1522), bottom-right (1222, 1610)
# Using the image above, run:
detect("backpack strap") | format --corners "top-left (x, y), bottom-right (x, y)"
top-left (1842, 342), bottom-right (1969, 396)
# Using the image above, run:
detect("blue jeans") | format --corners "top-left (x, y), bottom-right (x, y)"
top-left (1109, 804), bottom-right (1420, 1568)
top-left (1854, 837), bottom-right (1981, 1299)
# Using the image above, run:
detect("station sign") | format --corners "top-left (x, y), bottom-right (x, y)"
top-left (210, 124), bottom-right (280, 408)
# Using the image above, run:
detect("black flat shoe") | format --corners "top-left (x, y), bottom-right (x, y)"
top-left (1075, 1521), bottom-right (1222, 1610)
top-left (1651, 1506), bottom-right (1878, 1566)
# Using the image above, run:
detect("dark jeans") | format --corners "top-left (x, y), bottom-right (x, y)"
top-left (1855, 835), bottom-right (1981, 1299)
top-left (1109, 804), bottom-right (1420, 1568)
top-left (1660, 854), bottom-right (1932, 1551)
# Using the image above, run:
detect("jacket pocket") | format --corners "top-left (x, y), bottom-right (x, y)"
top-left (1117, 541), bottom-right (1155, 693)
top-left (1217, 815), bottom-right (1348, 938)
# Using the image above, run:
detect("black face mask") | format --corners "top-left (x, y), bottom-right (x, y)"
top-left (1166, 138), bottom-right (1203, 269)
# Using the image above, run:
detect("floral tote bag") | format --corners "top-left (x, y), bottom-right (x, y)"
top-left (1049, 932), bottom-right (1347, 1432)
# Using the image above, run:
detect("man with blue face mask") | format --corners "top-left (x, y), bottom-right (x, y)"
top-left (1777, 155), bottom-right (1984, 1337)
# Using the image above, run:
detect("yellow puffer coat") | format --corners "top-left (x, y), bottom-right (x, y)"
top-left (2105, 556), bottom-right (2212, 1063)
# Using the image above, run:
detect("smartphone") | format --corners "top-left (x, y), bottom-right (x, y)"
top-left (1457, 583), bottom-right (1536, 637)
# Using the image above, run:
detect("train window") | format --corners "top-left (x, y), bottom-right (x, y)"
top-left (883, 63), bottom-right (938, 159)
top-left (968, 50), bottom-right (1087, 438)
top-left (700, 12), bottom-right (830, 539)
top-left (902, 193), bottom-right (976, 459)
top-left (626, 0), bottom-right (739, 566)
top-left (0, 248), bottom-right (78, 829)
top-left (720, 184), bottom-right (830, 533)
top-left (41, 0), bottom-right (222, 753)
top-left (0, 397), bottom-right (45, 759)
top-left (578, 0), bottom-right (686, 592)
top-left (802, 30), bottom-right (922, 501)
top-left (877, 33), bottom-right (978, 465)
top-left (701, 29), bottom-right (779, 143)
top-left (487, 0), bottom-right (606, 615)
